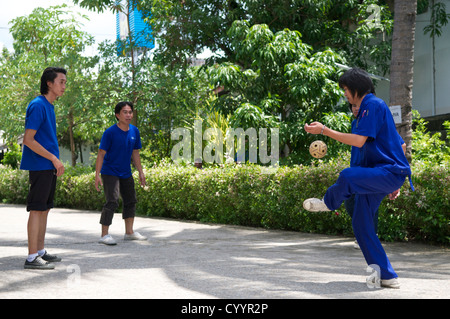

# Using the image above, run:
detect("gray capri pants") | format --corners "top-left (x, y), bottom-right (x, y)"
top-left (100, 174), bottom-right (137, 226)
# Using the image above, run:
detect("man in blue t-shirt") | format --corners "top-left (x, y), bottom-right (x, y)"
top-left (21, 67), bottom-right (67, 270)
top-left (303, 68), bottom-right (414, 289)
top-left (95, 101), bottom-right (146, 245)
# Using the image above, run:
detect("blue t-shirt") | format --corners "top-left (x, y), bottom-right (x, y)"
top-left (352, 94), bottom-right (412, 181)
top-left (20, 96), bottom-right (59, 171)
top-left (99, 124), bottom-right (142, 178)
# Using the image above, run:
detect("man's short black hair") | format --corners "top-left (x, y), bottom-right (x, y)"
top-left (338, 68), bottom-right (375, 99)
top-left (40, 67), bottom-right (67, 95)
top-left (114, 101), bottom-right (134, 121)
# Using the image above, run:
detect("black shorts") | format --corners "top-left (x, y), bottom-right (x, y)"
top-left (26, 170), bottom-right (57, 212)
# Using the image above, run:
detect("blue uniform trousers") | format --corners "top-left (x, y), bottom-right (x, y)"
top-left (324, 167), bottom-right (406, 280)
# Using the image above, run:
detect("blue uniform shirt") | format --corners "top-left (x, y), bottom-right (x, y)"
top-left (99, 124), bottom-right (142, 179)
top-left (20, 96), bottom-right (59, 171)
top-left (350, 113), bottom-right (405, 168)
top-left (350, 119), bottom-right (360, 167)
top-left (352, 94), bottom-right (413, 189)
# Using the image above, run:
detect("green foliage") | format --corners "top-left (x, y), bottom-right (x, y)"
top-left (0, 5), bottom-right (108, 166)
top-left (382, 162), bottom-right (450, 244)
top-left (0, 1), bottom-right (394, 169)
top-left (1, 154), bottom-right (448, 245)
top-left (1, 143), bottom-right (22, 169)
top-left (140, 0), bottom-right (393, 75)
top-left (56, 170), bottom-right (104, 210)
top-left (0, 4), bottom-right (215, 167)
top-left (423, 1), bottom-right (450, 37)
top-left (138, 65), bottom-right (213, 159)
top-left (207, 22), bottom-right (348, 163)
top-left (0, 167), bottom-right (28, 204)
top-left (1, 0), bottom-right (448, 246)
top-left (412, 110), bottom-right (450, 165)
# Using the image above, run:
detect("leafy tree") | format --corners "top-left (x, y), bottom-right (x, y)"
top-left (207, 22), bottom-right (348, 161)
top-left (1, 143), bottom-right (22, 169)
top-left (75, 0), bottom-right (393, 73)
top-left (422, 0), bottom-right (450, 37)
top-left (0, 5), bottom-right (106, 166)
top-left (411, 110), bottom-right (450, 165)
top-left (139, 63), bottom-right (213, 162)
top-left (144, 0), bottom-right (393, 75)
top-left (73, 0), bottom-right (217, 164)
top-left (241, 0), bottom-right (393, 75)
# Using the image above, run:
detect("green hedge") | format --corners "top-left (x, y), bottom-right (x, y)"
top-left (0, 165), bottom-right (104, 210)
top-left (1, 158), bottom-right (448, 245)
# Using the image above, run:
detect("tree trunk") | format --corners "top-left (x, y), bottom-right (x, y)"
top-left (389, 0), bottom-right (417, 163)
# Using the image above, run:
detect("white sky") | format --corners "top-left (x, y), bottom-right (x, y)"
top-left (0, 0), bottom-right (116, 55)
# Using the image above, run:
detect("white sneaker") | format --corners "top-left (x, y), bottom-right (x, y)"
top-left (124, 232), bottom-right (147, 241)
top-left (303, 198), bottom-right (331, 212)
top-left (99, 234), bottom-right (117, 245)
top-left (381, 278), bottom-right (400, 289)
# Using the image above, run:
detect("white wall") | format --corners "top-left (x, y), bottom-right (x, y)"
top-left (59, 145), bottom-right (96, 167)
top-left (375, 0), bottom-right (450, 118)
top-left (412, 0), bottom-right (450, 117)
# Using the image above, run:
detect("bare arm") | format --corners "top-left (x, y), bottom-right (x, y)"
top-left (95, 149), bottom-right (106, 192)
top-left (304, 122), bottom-right (368, 148)
top-left (132, 149), bottom-right (146, 187)
top-left (23, 128), bottom-right (65, 176)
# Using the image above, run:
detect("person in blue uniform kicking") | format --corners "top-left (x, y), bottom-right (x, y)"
top-left (345, 102), bottom-right (379, 249)
top-left (345, 83), bottom-right (379, 248)
top-left (346, 100), bottom-right (407, 249)
top-left (303, 68), bottom-right (414, 289)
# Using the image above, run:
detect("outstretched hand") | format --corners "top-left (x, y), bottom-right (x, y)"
top-left (304, 122), bottom-right (324, 135)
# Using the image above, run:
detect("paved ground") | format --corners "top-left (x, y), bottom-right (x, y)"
top-left (0, 204), bottom-right (449, 300)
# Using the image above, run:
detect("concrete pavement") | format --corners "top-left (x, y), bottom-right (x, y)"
top-left (0, 204), bottom-right (449, 299)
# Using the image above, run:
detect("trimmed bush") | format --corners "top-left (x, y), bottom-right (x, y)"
top-left (56, 171), bottom-right (105, 211)
top-left (1, 158), bottom-right (448, 245)
top-left (135, 160), bottom-right (449, 245)
top-left (0, 167), bottom-right (28, 204)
